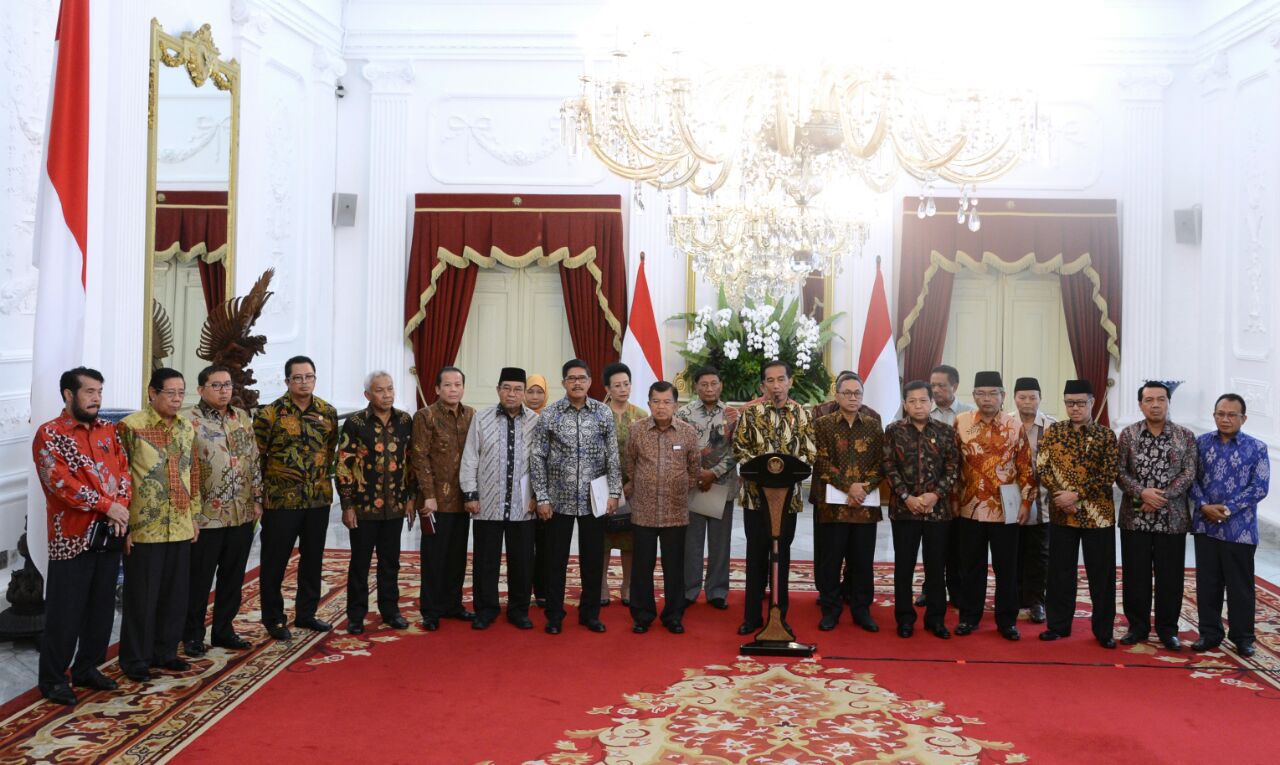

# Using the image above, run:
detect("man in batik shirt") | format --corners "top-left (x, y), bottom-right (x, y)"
top-left (731, 360), bottom-right (816, 635)
top-left (1116, 382), bottom-right (1197, 651)
top-left (183, 365), bottom-right (262, 657)
top-left (812, 372), bottom-right (884, 633)
top-left (118, 368), bottom-right (201, 681)
top-left (1011, 377), bottom-right (1055, 624)
top-left (1036, 379), bottom-right (1121, 649)
top-left (953, 371), bottom-right (1033, 641)
top-left (1190, 393), bottom-right (1270, 657)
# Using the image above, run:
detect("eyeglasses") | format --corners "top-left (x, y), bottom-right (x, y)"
top-left (206, 382), bottom-right (233, 391)
top-left (836, 390), bottom-right (864, 398)
top-left (1212, 411), bottom-right (1244, 420)
top-left (157, 389), bottom-right (185, 398)
top-left (564, 375), bottom-right (589, 383)
top-left (289, 374), bottom-right (316, 384)
top-left (1064, 400), bottom-right (1092, 409)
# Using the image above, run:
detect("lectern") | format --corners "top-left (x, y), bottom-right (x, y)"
top-left (738, 452), bottom-right (815, 657)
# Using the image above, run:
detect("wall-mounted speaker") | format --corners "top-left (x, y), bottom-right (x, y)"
top-left (1174, 205), bottom-right (1201, 245)
top-left (333, 193), bottom-right (357, 227)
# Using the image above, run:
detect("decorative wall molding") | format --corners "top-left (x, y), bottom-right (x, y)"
top-left (1192, 50), bottom-right (1231, 93)
top-left (311, 45), bottom-right (347, 85)
top-left (1231, 377), bottom-right (1273, 417)
top-left (361, 60), bottom-right (415, 94)
top-left (230, 0), bottom-right (274, 46)
top-left (0, 396), bottom-right (31, 444)
top-left (1116, 67), bottom-right (1175, 100)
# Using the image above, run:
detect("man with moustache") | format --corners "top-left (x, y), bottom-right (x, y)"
top-left (182, 365), bottom-right (262, 657)
top-left (1012, 377), bottom-right (1055, 624)
top-left (411, 366), bottom-right (476, 631)
top-left (337, 371), bottom-right (416, 635)
top-left (32, 367), bottom-right (132, 705)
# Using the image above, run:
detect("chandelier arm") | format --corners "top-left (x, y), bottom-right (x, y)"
top-left (911, 121), bottom-right (1014, 169)
top-left (891, 127), bottom-right (968, 174)
top-left (835, 79), bottom-right (890, 160)
top-left (588, 144), bottom-right (671, 182)
top-left (682, 161), bottom-right (733, 195)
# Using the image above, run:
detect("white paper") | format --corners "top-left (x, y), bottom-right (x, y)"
top-left (589, 475), bottom-right (627, 517)
top-left (999, 484), bottom-right (1022, 524)
top-left (690, 481), bottom-right (730, 519)
top-left (520, 475), bottom-right (532, 509)
top-left (825, 484), bottom-right (881, 507)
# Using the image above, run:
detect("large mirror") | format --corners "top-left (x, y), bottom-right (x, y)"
top-left (143, 20), bottom-right (239, 405)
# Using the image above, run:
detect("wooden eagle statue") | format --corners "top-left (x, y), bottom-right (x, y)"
top-left (151, 299), bottom-right (175, 371)
top-left (197, 268), bottom-right (274, 410)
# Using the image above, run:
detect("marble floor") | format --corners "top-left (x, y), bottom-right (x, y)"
top-left (2, 509), bottom-right (1278, 708)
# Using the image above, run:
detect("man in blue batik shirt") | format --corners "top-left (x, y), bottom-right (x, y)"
top-left (1190, 393), bottom-right (1270, 657)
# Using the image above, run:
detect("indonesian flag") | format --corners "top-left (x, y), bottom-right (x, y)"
top-left (28, 0), bottom-right (91, 578)
top-left (619, 255), bottom-right (663, 414)
top-left (856, 259), bottom-right (900, 426)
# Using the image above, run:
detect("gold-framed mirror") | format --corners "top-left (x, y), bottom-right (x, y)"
top-left (143, 19), bottom-right (239, 405)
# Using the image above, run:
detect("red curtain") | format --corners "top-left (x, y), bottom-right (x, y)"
top-left (155, 190), bottom-right (228, 310)
top-left (404, 194), bottom-right (627, 405)
top-left (896, 197), bottom-right (1121, 424)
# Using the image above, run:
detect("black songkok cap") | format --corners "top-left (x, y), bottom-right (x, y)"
top-left (1014, 377), bottom-right (1040, 393)
top-left (498, 367), bottom-right (527, 385)
top-left (1063, 379), bottom-right (1094, 396)
top-left (973, 371), bottom-right (1004, 388)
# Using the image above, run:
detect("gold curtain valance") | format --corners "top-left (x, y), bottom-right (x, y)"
top-left (154, 241), bottom-right (228, 265)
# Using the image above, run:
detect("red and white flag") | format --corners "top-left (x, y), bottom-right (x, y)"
top-left (620, 255), bottom-right (664, 414)
top-left (28, 0), bottom-right (91, 578)
top-left (856, 259), bottom-right (900, 425)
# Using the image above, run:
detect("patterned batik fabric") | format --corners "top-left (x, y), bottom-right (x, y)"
top-left (954, 411), bottom-right (1034, 523)
top-left (459, 404), bottom-right (540, 522)
top-left (529, 397), bottom-right (622, 516)
top-left (254, 394), bottom-right (339, 511)
top-left (31, 414), bottom-right (132, 560)
top-left (624, 417), bottom-right (701, 528)
top-left (336, 406), bottom-right (417, 521)
top-left (732, 399), bottom-right (816, 514)
top-left (1116, 420), bottom-right (1198, 535)
top-left (812, 411), bottom-right (885, 524)
top-left (1190, 430), bottom-right (1271, 545)
top-left (184, 402), bottom-right (262, 529)
top-left (410, 400), bottom-right (475, 515)
top-left (1021, 411), bottom-right (1057, 524)
top-left (117, 407), bottom-right (201, 543)
top-left (1034, 420), bottom-right (1120, 529)
top-left (608, 400), bottom-right (649, 484)
top-left (882, 418), bottom-right (960, 522)
top-left (675, 400), bottom-right (738, 494)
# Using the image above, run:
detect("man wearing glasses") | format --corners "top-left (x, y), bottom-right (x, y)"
top-left (1190, 394), bottom-right (1270, 657)
top-left (182, 365), bottom-right (263, 657)
top-left (1036, 379), bottom-right (1121, 649)
top-left (254, 356), bottom-right (339, 641)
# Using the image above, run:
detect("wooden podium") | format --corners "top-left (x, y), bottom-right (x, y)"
top-left (738, 452), bottom-right (815, 657)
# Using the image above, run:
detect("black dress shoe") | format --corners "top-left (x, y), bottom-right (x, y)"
top-left (818, 615), bottom-right (838, 631)
top-left (1120, 632), bottom-right (1144, 646)
top-left (385, 615), bottom-right (409, 630)
top-left (954, 622), bottom-right (976, 636)
top-left (1237, 642), bottom-right (1257, 658)
top-left (665, 622), bottom-right (685, 635)
top-left (71, 669), bottom-right (118, 692)
top-left (296, 617), bottom-right (333, 632)
top-left (1000, 626), bottom-right (1021, 641)
top-left (709, 597), bottom-right (728, 610)
top-left (446, 609), bottom-right (475, 621)
top-left (155, 658), bottom-right (191, 671)
top-left (737, 621), bottom-right (762, 636)
top-left (621, 598), bottom-right (631, 607)
top-left (211, 635), bottom-right (252, 650)
top-left (583, 620), bottom-right (607, 633)
top-left (266, 623), bottom-right (292, 641)
top-left (472, 618), bottom-right (492, 631)
top-left (1191, 638), bottom-right (1220, 652)
top-left (1159, 635), bottom-right (1182, 651)
top-left (600, 598), bottom-right (612, 607)
top-left (914, 594), bottom-right (927, 607)
top-left (41, 684), bottom-right (77, 706)
top-left (897, 625), bottom-right (914, 638)
top-left (854, 616), bottom-right (880, 633)
top-left (632, 623), bottom-right (649, 634)
top-left (926, 623), bottom-right (951, 639)
top-left (545, 622), bottom-right (562, 635)
top-left (534, 597), bottom-right (547, 609)
top-left (347, 621), bottom-right (365, 635)
top-left (123, 668), bottom-right (152, 682)
top-left (1028, 604), bottom-right (1046, 624)
top-left (184, 640), bottom-right (207, 657)
top-left (1039, 630), bottom-right (1065, 642)
top-left (422, 618), bottom-right (440, 632)
top-left (508, 616), bottom-right (534, 630)
top-left (1098, 637), bottom-right (1117, 649)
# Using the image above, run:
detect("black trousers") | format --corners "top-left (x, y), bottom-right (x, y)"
top-left (1121, 529), bottom-right (1186, 640)
top-left (184, 523), bottom-right (254, 644)
top-left (1046, 524), bottom-right (1116, 640)
top-left (892, 519), bottom-right (949, 628)
top-left (472, 518), bottom-right (534, 623)
top-left (39, 550), bottom-right (121, 688)
top-left (1193, 534), bottom-right (1256, 646)
top-left (630, 524), bottom-right (686, 628)
top-left (1017, 523), bottom-right (1049, 608)
top-left (120, 541), bottom-right (190, 674)
top-left (815, 521), bottom-right (876, 622)
top-left (259, 506), bottom-right (330, 627)
top-left (923, 524), bottom-right (964, 604)
top-left (347, 517), bottom-right (404, 623)
top-left (419, 512), bottom-right (471, 620)
top-left (955, 517), bottom-right (1020, 630)
top-left (533, 517), bottom-right (551, 601)
top-left (742, 508), bottom-right (797, 625)
top-left (544, 512), bottom-right (604, 625)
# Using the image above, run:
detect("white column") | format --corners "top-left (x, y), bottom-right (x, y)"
top-left (626, 184), bottom-right (680, 378)
top-left (310, 45), bottom-right (346, 400)
top-left (1115, 68), bottom-right (1172, 424)
top-left (361, 60), bottom-right (416, 407)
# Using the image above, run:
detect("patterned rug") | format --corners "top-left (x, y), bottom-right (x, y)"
top-left (0, 553), bottom-right (1277, 764)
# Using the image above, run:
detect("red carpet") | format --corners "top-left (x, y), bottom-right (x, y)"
top-left (2, 553), bottom-right (1279, 764)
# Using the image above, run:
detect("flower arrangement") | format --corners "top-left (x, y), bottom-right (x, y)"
top-left (672, 288), bottom-right (843, 405)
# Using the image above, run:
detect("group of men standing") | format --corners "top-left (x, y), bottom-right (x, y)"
top-left (30, 354), bottom-right (1271, 708)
